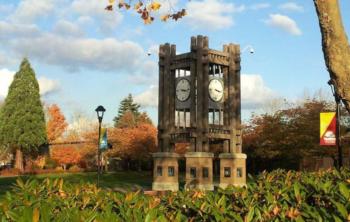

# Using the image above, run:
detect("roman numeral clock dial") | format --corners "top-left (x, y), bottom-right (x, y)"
top-left (176, 79), bottom-right (190, 102)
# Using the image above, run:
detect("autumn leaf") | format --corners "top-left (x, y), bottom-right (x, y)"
top-left (150, 1), bottom-right (161, 11)
top-left (160, 14), bottom-right (170, 22)
top-left (105, 5), bottom-right (113, 11)
top-left (33, 208), bottom-right (40, 222)
top-left (124, 3), bottom-right (131, 9)
top-left (134, 1), bottom-right (143, 10)
top-left (272, 205), bottom-right (280, 216)
top-left (143, 16), bottom-right (154, 24)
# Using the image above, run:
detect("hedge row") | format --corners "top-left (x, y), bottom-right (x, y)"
top-left (1, 168), bottom-right (349, 221)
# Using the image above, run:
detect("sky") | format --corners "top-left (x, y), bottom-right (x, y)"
top-left (0, 0), bottom-right (349, 128)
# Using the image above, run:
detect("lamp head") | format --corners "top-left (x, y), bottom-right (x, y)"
top-left (241, 45), bottom-right (255, 54)
top-left (95, 105), bottom-right (106, 122)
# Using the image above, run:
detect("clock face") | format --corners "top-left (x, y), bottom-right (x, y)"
top-left (209, 79), bottom-right (224, 102)
top-left (176, 79), bottom-right (190, 102)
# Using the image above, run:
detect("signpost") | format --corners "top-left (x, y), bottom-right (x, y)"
top-left (95, 105), bottom-right (106, 188)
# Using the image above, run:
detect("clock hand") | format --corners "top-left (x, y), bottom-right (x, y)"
top-left (215, 89), bottom-right (222, 93)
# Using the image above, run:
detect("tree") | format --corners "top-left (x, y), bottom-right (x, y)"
top-left (46, 104), bottom-right (68, 143)
top-left (108, 123), bottom-right (157, 170)
top-left (113, 94), bottom-right (142, 127)
top-left (0, 58), bottom-right (47, 172)
top-left (314, 0), bottom-right (350, 114)
top-left (51, 146), bottom-right (81, 170)
top-left (115, 110), bottom-right (153, 128)
top-left (243, 97), bottom-right (342, 173)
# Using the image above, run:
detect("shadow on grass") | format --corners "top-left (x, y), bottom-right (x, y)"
top-left (0, 171), bottom-right (153, 198)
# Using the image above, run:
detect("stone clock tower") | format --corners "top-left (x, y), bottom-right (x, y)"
top-left (152, 35), bottom-right (247, 191)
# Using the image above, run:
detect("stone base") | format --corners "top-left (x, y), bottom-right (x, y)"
top-left (152, 152), bottom-right (180, 191)
top-left (218, 183), bottom-right (246, 189)
top-left (185, 152), bottom-right (214, 190)
top-left (219, 153), bottom-right (247, 188)
top-left (152, 182), bottom-right (179, 191)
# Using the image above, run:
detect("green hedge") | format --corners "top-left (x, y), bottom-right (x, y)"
top-left (1, 169), bottom-right (349, 221)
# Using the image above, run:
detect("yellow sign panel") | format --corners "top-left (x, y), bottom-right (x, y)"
top-left (320, 112), bottom-right (336, 146)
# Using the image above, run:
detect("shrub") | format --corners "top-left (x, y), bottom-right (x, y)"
top-left (0, 169), bottom-right (349, 221)
top-left (44, 157), bottom-right (57, 169)
top-left (54, 166), bottom-right (64, 172)
top-left (0, 168), bottom-right (20, 176)
top-left (69, 165), bottom-right (82, 172)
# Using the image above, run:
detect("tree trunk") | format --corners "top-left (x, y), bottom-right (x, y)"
top-left (15, 149), bottom-right (24, 172)
top-left (313, 0), bottom-right (350, 113)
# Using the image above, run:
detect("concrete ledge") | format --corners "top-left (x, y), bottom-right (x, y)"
top-left (152, 182), bottom-right (179, 191)
top-left (152, 152), bottom-right (180, 158)
top-left (196, 184), bottom-right (214, 191)
top-left (219, 153), bottom-right (247, 159)
top-left (218, 183), bottom-right (247, 189)
top-left (185, 152), bottom-right (214, 158)
top-left (185, 183), bottom-right (214, 191)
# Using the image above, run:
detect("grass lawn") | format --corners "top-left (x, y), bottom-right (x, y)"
top-left (0, 171), bottom-right (153, 199)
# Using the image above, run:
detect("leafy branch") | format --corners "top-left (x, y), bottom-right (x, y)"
top-left (105, 0), bottom-right (186, 24)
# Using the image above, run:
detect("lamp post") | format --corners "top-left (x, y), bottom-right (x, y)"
top-left (95, 105), bottom-right (106, 187)
top-left (241, 45), bottom-right (255, 54)
top-left (328, 80), bottom-right (342, 168)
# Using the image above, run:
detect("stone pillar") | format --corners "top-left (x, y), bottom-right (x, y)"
top-left (152, 152), bottom-right (180, 191)
top-left (218, 153), bottom-right (247, 188)
top-left (185, 152), bottom-right (214, 190)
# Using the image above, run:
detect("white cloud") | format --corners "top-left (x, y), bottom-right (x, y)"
top-left (147, 44), bottom-right (160, 56)
top-left (0, 16), bottom-right (155, 79)
top-left (129, 60), bottom-right (158, 85)
top-left (134, 85), bottom-right (158, 108)
top-left (71, 0), bottom-right (123, 32)
top-left (0, 69), bottom-right (59, 98)
top-left (241, 74), bottom-right (275, 109)
top-left (0, 69), bottom-right (15, 98)
top-left (53, 20), bottom-right (84, 37)
top-left (185, 0), bottom-right (245, 30)
top-left (38, 77), bottom-right (60, 96)
top-left (265, 14), bottom-right (302, 36)
top-left (9, 34), bottom-right (145, 72)
top-left (10, 0), bottom-right (55, 23)
top-left (0, 21), bottom-right (40, 39)
top-left (250, 3), bottom-right (270, 10)
top-left (157, 0), bottom-right (179, 15)
top-left (0, 52), bottom-right (17, 67)
top-left (279, 2), bottom-right (304, 12)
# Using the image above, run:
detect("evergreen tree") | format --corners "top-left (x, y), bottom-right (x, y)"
top-left (113, 94), bottom-right (141, 127)
top-left (0, 58), bottom-right (47, 171)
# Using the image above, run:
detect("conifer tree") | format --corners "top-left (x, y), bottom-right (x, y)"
top-left (0, 58), bottom-right (47, 171)
top-left (113, 94), bottom-right (141, 127)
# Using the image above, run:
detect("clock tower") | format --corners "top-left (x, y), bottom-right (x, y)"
top-left (153, 35), bottom-right (247, 191)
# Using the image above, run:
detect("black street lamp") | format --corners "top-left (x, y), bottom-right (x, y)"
top-left (95, 105), bottom-right (106, 187)
top-left (328, 80), bottom-right (343, 168)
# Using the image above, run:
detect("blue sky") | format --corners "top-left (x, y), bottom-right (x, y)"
top-left (0, 0), bottom-right (349, 128)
